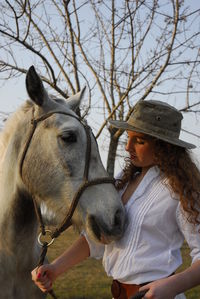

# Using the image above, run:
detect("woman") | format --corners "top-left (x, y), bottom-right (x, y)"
top-left (31, 100), bottom-right (200, 299)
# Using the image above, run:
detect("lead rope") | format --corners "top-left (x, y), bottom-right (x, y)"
top-left (37, 244), bottom-right (57, 299)
top-left (37, 245), bottom-right (57, 299)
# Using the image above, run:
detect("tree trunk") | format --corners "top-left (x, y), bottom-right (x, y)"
top-left (106, 130), bottom-right (119, 177)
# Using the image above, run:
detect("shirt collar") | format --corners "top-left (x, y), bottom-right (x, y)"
top-left (125, 166), bottom-right (161, 207)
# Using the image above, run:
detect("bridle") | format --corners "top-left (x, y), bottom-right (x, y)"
top-left (19, 108), bottom-right (115, 298)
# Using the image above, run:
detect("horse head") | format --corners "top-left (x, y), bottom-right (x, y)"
top-left (19, 66), bottom-right (126, 243)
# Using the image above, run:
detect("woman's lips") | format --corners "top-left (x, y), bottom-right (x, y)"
top-left (130, 153), bottom-right (137, 160)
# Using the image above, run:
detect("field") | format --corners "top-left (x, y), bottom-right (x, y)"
top-left (46, 227), bottom-right (200, 299)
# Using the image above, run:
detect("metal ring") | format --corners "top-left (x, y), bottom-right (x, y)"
top-left (37, 229), bottom-right (55, 247)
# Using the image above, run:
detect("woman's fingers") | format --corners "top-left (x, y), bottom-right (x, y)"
top-left (31, 265), bottom-right (53, 293)
top-left (39, 280), bottom-right (53, 292)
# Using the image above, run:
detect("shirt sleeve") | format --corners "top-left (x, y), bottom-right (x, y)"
top-left (81, 231), bottom-right (105, 259)
top-left (176, 203), bottom-right (200, 263)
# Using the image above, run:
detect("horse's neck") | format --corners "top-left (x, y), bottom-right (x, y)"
top-left (0, 118), bottom-right (36, 239)
top-left (0, 171), bottom-right (38, 261)
top-left (0, 115), bottom-right (42, 277)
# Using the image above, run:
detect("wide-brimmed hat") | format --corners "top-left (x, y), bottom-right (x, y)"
top-left (109, 100), bottom-right (196, 149)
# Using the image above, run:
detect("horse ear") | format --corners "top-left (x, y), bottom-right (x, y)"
top-left (67, 86), bottom-right (86, 111)
top-left (26, 66), bottom-right (48, 106)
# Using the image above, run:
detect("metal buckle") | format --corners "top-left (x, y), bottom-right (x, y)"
top-left (38, 229), bottom-right (55, 247)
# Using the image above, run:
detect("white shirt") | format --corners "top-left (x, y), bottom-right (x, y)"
top-left (85, 166), bottom-right (200, 285)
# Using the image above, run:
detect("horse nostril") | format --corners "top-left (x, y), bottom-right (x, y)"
top-left (88, 215), bottom-right (101, 241)
top-left (114, 209), bottom-right (122, 228)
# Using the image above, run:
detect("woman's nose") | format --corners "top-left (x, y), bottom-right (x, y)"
top-left (125, 139), bottom-right (133, 152)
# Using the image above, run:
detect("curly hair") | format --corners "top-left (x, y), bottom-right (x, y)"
top-left (116, 137), bottom-right (200, 226)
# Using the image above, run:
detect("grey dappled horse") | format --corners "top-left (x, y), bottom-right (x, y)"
top-left (0, 66), bottom-right (125, 299)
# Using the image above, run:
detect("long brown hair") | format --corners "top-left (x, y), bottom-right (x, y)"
top-left (116, 137), bottom-right (200, 226)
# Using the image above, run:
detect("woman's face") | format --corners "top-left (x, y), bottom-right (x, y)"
top-left (125, 131), bottom-right (156, 170)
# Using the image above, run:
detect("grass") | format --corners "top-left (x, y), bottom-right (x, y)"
top-left (46, 227), bottom-right (200, 299)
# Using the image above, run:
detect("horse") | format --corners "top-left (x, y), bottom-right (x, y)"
top-left (0, 66), bottom-right (125, 299)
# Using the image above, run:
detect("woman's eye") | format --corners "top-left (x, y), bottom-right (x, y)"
top-left (135, 138), bottom-right (145, 144)
top-left (60, 132), bottom-right (77, 143)
top-left (137, 139), bottom-right (145, 144)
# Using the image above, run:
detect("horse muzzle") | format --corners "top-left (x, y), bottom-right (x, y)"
top-left (87, 208), bottom-right (126, 243)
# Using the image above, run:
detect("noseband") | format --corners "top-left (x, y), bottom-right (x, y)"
top-left (20, 108), bottom-right (115, 240)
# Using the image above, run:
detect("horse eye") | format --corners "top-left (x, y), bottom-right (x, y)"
top-left (60, 132), bottom-right (77, 143)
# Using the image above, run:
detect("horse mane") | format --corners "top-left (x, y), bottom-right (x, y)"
top-left (0, 101), bottom-right (33, 168)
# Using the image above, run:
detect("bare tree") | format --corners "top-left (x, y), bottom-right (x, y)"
top-left (0, 0), bottom-right (199, 175)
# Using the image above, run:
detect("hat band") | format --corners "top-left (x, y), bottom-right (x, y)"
top-left (128, 119), bottom-right (180, 139)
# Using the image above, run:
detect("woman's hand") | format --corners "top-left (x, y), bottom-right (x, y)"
top-left (31, 264), bottom-right (56, 293)
top-left (139, 277), bottom-right (176, 299)
top-left (139, 260), bottom-right (200, 299)
top-left (31, 235), bottom-right (90, 293)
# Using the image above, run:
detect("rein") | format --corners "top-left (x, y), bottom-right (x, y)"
top-left (19, 108), bottom-right (115, 298)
